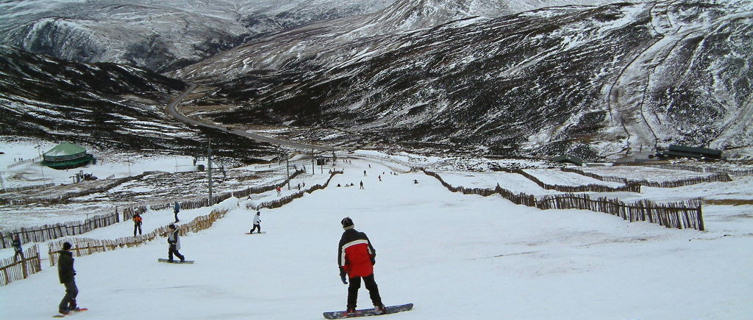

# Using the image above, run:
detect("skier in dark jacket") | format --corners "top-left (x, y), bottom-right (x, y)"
top-left (12, 234), bottom-right (23, 261)
top-left (337, 217), bottom-right (385, 315)
top-left (58, 242), bottom-right (79, 315)
top-left (133, 213), bottom-right (143, 236)
top-left (173, 201), bottom-right (180, 223)
top-left (167, 224), bottom-right (185, 262)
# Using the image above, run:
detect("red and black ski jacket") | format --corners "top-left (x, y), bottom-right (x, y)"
top-left (338, 228), bottom-right (376, 278)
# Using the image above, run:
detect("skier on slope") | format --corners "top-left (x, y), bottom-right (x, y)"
top-left (337, 217), bottom-right (385, 316)
top-left (250, 211), bottom-right (262, 234)
top-left (12, 234), bottom-right (23, 261)
top-left (58, 242), bottom-right (81, 315)
top-left (173, 201), bottom-right (180, 223)
top-left (133, 213), bottom-right (143, 236)
top-left (166, 224), bottom-right (185, 263)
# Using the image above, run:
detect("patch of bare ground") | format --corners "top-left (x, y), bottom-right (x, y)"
top-left (704, 199), bottom-right (753, 206)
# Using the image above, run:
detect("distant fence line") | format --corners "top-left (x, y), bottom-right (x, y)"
top-left (2, 170), bottom-right (307, 249)
top-left (121, 169), bottom-right (306, 221)
top-left (502, 168), bottom-right (641, 193)
top-left (0, 212), bottom-right (120, 250)
top-left (0, 245), bottom-right (42, 286)
top-left (48, 208), bottom-right (229, 266)
top-left (0, 183), bottom-right (56, 194)
top-left (251, 170), bottom-right (342, 210)
top-left (648, 164), bottom-right (753, 177)
top-left (422, 169), bottom-right (704, 231)
top-left (561, 167), bottom-right (732, 188)
top-left (0, 172), bottom-right (151, 206)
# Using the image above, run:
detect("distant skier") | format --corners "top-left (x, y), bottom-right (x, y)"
top-left (337, 217), bottom-right (385, 316)
top-left (360, 181), bottom-right (364, 189)
top-left (166, 224), bottom-right (185, 263)
top-left (12, 234), bottom-right (23, 261)
top-left (173, 201), bottom-right (180, 223)
top-left (250, 211), bottom-right (262, 234)
top-left (58, 242), bottom-right (80, 315)
top-left (276, 186), bottom-right (282, 196)
top-left (132, 213), bottom-right (143, 236)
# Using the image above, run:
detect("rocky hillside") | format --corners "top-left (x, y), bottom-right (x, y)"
top-left (1, 0), bottom-right (751, 161)
top-left (0, 46), bottom-right (275, 160)
top-left (174, 0), bottom-right (753, 160)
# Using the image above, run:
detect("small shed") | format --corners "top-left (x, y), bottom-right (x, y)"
top-left (42, 142), bottom-right (94, 169)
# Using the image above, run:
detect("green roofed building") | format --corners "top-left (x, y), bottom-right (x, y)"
top-left (42, 142), bottom-right (94, 169)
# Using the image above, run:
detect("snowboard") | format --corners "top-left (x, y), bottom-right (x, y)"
top-left (53, 308), bottom-right (88, 318)
top-left (244, 232), bottom-right (266, 235)
top-left (157, 258), bottom-right (194, 264)
top-left (323, 303), bottom-right (413, 319)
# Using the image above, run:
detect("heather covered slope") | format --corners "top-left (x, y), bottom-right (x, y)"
top-left (0, 46), bottom-right (274, 159)
top-left (175, 1), bottom-right (753, 160)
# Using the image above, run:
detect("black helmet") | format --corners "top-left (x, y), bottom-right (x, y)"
top-left (341, 217), bottom-right (354, 229)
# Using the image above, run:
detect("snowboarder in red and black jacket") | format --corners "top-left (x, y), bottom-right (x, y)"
top-left (337, 217), bottom-right (385, 315)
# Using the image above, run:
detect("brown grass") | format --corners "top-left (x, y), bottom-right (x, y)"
top-left (704, 199), bottom-right (753, 206)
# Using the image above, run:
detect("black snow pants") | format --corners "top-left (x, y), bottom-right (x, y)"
top-left (168, 244), bottom-right (184, 262)
top-left (347, 274), bottom-right (383, 310)
top-left (59, 279), bottom-right (78, 313)
top-left (250, 224), bottom-right (261, 233)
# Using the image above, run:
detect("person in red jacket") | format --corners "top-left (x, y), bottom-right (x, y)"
top-left (337, 217), bottom-right (385, 315)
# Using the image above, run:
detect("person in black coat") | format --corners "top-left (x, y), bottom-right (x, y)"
top-left (58, 242), bottom-right (79, 314)
top-left (12, 234), bottom-right (23, 261)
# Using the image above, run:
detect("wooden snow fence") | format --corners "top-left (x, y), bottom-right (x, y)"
top-left (0, 245), bottom-right (42, 286)
top-left (0, 211), bottom-right (120, 249)
top-left (422, 169), bottom-right (704, 231)
top-left (1, 169), bottom-right (307, 249)
top-left (254, 171), bottom-right (342, 210)
top-left (561, 167), bottom-right (732, 188)
top-left (120, 170), bottom-right (306, 221)
top-left (650, 164), bottom-right (753, 177)
top-left (48, 208), bottom-right (229, 266)
top-left (502, 168), bottom-right (641, 193)
top-left (0, 183), bottom-right (56, 194)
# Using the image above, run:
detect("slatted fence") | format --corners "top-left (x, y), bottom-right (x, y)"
top-left (48, 208), bottom-right (229, 266)
top-left (0, 212), bottom-right (120, 249)
top-left (423, 169), bottom-right (704, 231)
top-left (561, 167), bottom-right (731, 188)
top-left (252, 171), bottom-right (342, 210)
top-left (0, 245), bottom-right (42, 286)
top-left (505, 168), bottom-right (641, 193)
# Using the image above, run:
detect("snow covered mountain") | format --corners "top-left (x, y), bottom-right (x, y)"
top-left (1, 0), bottom-right (752, 160)
top-left (0, 0), bottom-right (396, 72)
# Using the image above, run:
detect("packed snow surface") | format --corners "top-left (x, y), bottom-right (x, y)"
top-left (1, 155), bottom-right (752, 319)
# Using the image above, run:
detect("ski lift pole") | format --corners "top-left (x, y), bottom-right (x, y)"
top-left (286, 152), bottom-right (291, 190)
top-left (208, 138), bottom-right (213, 205)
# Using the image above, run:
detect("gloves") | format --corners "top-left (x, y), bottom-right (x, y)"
top-left (339, 269), bottom-right (348, 285)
